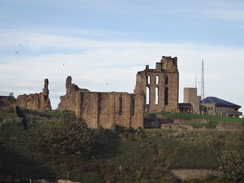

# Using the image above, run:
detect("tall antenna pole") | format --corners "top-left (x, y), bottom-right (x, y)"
top-left (195, 72), bottom-right (197, 88)
top-left (201, 60), bottom-right (205, 99)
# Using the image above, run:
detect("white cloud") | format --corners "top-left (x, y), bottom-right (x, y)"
top-left (0, 29), bottom-right (243, 114)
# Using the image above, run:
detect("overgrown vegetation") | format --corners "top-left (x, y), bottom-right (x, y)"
top-left (218, 150), bottom-right (244, 181)
top-left (45, 110), bottom-right (94, 157)
top-left (0, 111), bottom-right (244, 183)
top-left (0, 111), bottom-right (17, 121)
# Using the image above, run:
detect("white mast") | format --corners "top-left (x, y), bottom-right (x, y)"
top-left (201, 60), bottom-right (205, 99)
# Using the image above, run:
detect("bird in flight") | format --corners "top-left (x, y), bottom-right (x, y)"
top-left (15, 44), bottom-right (22, 54)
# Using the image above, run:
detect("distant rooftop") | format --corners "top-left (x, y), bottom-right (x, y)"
top-left (201, 97), bottom-right (241, 108)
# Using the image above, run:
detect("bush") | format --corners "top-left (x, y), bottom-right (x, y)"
top-left (46, 110), bottom-right (94, 157)
top-left (217, 150), bottom-right (244, 181)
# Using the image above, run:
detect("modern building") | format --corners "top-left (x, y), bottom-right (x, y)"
top-left (201, 97), bottom-right (242, 117)
top-left (184, 88), bottom-right (201, 113)
top-left (179, 87), bottom-right (201, 114)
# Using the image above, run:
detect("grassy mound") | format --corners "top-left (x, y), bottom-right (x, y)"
top-left (0, 111), bottom-right (243, 182)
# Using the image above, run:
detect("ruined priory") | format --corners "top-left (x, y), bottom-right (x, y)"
top-left (14, 56), bottom-right (180, 129)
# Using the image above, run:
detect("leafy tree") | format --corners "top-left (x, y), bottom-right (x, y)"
top-left (46, 110), bottom-right (94, 157)
top-left (217, 150), bottom-right (244, 181)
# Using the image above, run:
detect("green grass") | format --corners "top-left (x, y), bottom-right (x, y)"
top-left (0, 111), bottom-right (17, 121)
top-left (157, 112), bottom-right (244, 128)
top-left (1, 111), bottom-right (244, 182)
top-left (37, 110), bottom-right (63, 117)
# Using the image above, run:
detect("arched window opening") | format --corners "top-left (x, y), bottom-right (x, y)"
top-left (165, 87), bottom-right (168, 105)
top-left (130, 97), bottom-right (135, 116)
top-left (118, 96), bottom-right (122, 115)
top-left (156, 75), bottom-right (159, 84)
top-left (146, 87), bottom-right (150, 105)
top-left (147, 75), bottom-right (151, 84)
top-left (155, 87), bottom-right (159, 105)
top-left (165, 76), bottom-right (168, 85)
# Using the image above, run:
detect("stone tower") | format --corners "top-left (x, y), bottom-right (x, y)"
top-left (39, 78), bottom-right (51, 110)
top-left (134, 56), bottom-right (179, 112)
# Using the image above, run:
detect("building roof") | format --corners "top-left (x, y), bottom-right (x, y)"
top-left (179, 103), bottom-right (192, 107)
top-left (201, 97), bottom-right (241, 108)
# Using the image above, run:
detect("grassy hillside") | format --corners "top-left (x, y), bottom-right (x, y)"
top-left (159, 112), bottom-right (244, 128)
top-left (0, 111), bottom-right (244, 183)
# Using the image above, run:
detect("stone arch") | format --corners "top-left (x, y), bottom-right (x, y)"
top-left (155, 87), bottom-right (159, 105)
top-left (165, 87), bottom-right (168, 105)
top-left (146, 87), bottom-right (150, 104)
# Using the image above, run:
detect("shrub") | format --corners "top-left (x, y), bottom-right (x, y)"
top-left (217, 150), bottom-right (244, 181)
top-left (46, 110), bottom-right (94, 157)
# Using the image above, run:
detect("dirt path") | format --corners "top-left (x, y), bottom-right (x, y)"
top-left (170, 169), bottom-right (221, 180)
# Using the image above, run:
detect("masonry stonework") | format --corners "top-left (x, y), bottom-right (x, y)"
top-left (58, 76), bottom-right (145, 129)
top-left (134, 56), bottom-right (179, 113)
top-left (57, 56), bottom-right (179, 129)
top-left (15, 79), bottom-right (51, 110)
top-left (57, 76), bottom-right (89, 111)
top-left (76, 91), bottom-right (145, 129)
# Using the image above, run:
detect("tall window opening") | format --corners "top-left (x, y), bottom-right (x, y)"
top-left (156, 75), bottom-right (159, 84)
top-left (147, 75), bottom-right (151, 84)
top-left (130, 97), bottom-right (135, 116)
top-left (165, 76), bottom-right (168, 85)
top-left (118, 96), bottom-right (122, 115)
top-left (165, 87), bottom-right (168, 105)
top-left (146, 87), bottom-right (150, 104)
top-left (155, 87), bottom-right (159, 105)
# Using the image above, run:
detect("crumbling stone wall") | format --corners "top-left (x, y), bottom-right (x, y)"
top-left (216, 122), bottom-right (244, 131)
top-left (16, 79), bottom-right (51, 110)
top-left (57, 76), bottom-right (89, 111)
top-left (76, 91), bottom-right (145, 129)
top-left (134, 56), bottom-right (179, 113)
top-left (58, 76), bottom-right (145, 129)
top-left (0, 96), bottom-right (16, 112)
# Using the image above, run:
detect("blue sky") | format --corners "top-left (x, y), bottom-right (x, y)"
top-left (0, 0), bottom-right (244, 114)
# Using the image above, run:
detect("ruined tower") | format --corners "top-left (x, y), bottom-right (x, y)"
top-left (134, 56), bottom-right (179, 112)
top-left (16, 78), bottom-right (52, 110)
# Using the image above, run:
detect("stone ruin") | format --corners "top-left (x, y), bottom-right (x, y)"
top-left (0, 96), bottom-right (16, 112)
top-left (57, 56), bottom-right (179, 129)
top-left (135, 56), bottom-right (179, 113)
top-left (3, 55), bottom-right (179, 129)
top-left (58, 76), bottom-right (145, 129)
top-left (15, 79), bottom-right (52, 110)
top-left (57, 76), bottom-right (89, 111)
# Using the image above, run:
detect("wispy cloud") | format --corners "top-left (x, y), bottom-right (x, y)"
top-left (1, 29), bottom-right (244, 111)
top-left (189, 1), bottom-right (244, 21)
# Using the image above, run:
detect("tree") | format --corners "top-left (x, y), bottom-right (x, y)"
top-left (46, 110), bottom-right (94, 157)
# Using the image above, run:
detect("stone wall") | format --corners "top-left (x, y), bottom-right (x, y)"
top-left (58, 76), bottom-right (145, 129)
top-left (76, 91), bottom-right (145, 129)
top-left (57, 76), bottom-right (89, 111)
top-left (216, 122), bottom-right (244, 130)
top-left (0, 96), bottom-right (16, 112)
top-left (134, 56), bottom-right (179, 113)
top-left (15, 79), bottom-right (51, 110)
